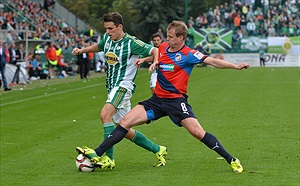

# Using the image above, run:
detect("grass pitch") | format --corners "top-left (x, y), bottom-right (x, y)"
top-left (0, 67), bottom-right (299, 185)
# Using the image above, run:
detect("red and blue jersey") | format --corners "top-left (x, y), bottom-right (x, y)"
top-left (155, 42), bottom-right (207, 98)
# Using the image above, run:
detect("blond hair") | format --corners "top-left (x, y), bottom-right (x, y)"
top-left (167, 21), bottom-right (188, 39)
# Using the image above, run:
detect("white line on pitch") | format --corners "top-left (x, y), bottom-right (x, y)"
top-left (0, 83), bottom-right (104, 107)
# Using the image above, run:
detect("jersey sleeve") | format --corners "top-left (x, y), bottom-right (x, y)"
top-left (130, 37), bottom-right (153, 57)
top-left (97, 34), bottom-right (107, 51)
top-left (187, 49), bottom-right (207, 65)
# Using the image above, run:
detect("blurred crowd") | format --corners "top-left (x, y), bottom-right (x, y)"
top-left (189, 0), bottom-right (299, 37)
top-left (0, 0), bottom-right (98, 52)
top-left (0, 0), bottom-right (299, 80)
top-left (0, 0), bottom-right (102, 80)
top-left (1, 0), bottom-right (299, 52)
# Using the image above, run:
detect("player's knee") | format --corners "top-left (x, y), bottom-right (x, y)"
top-left (100, 110), bottom-right (112, 123)
top-left (119, 117), bottom-right (131, 129)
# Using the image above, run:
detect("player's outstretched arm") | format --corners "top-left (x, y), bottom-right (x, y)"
top-left (72, 44), bottom-right (99, 55)
top-left (135, 56), bottom-right (154, 67)
top-left (204, 57), bottom-right (249, 70)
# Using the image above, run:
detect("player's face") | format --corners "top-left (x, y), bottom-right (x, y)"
top-left (104, 22), bottom-right (123, 41)
top-left (152, 36), bottom-right (162, 48)
top-left (167, 28), bottom-right (183, 50)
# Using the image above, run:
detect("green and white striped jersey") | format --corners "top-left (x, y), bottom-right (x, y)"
top-left (98, 33), bottom-right (153, 93)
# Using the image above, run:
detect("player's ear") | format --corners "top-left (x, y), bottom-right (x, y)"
top-left (118, 24), bottom-right (123, 29)
top-left (179, 35), bottom-right (184, 41)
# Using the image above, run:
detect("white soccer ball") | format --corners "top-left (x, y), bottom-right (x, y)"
top-left (75, 154), bottom-right (95, 172)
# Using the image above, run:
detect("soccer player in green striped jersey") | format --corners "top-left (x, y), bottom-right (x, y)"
top-left (72, 12), bottom-right (167, 169)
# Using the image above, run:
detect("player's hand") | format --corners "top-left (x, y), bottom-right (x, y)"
top-left (135, 58), bottom-right (145, 67)
top-left (236, 62), bottom-right (249, 70)
top-left (149, 62), bottom-right (158, 73)
top-left (72, 48), bottom-right (81, 55)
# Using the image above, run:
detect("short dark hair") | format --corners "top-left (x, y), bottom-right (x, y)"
top-left (103, 12), bottom-right (123, 27)
top-left (151, 33), bottom-right (161, 40)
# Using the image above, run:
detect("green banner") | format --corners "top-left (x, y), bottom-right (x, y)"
top-left (191, 28), bottom-right (232, 50)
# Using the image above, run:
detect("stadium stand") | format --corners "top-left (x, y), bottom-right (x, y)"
top-left (0, 0), bottom-right (299, 80)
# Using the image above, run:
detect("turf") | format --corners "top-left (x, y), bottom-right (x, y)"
top-left (0, 67), bottom-right (299, 186)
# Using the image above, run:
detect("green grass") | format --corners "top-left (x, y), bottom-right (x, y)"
top-left (0, 67), bottom-right (299, 186)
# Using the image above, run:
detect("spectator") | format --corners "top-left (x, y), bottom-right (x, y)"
top-left (57, 53), bottom-right (68, 78)
top-left (76, 41), bottom-right (89, 80)
top-left (214, 6), bottom-right (221, 24)
top-left (203, 43), bottom-right (212, 57)
top-left (280, 23), bottom-right (289, 36)
top-left (287, 23), bottom-right (296, 36)
top-left (234, 13), bottom-right (241, 30)
top-left (83, 25), bottom-right (93, 37)
top-left (220, 4), bottom-right (226, 23)
top-left (240, 15), bottom-right (247, 31)
top-left (15, 43), bottom-right (24, 61)
top-left (262, 0), bottom-right (269, 17)
top-left (259, 46), bottom-right (266, 67)
top-left (3, 42), bottom-right (10, 63)
top-left (246, 7), bottom-right (254, 21)
top-left (45, 41), bottom-right (57, 78)
top-left (241, 4), bottom-right (248, 16)
top-left (188, 16), bottom-right (195, 28)
top-left (87, 42), bottom-right (94, 75)
top-left (9, 43), bottom-right (17, 65)
top-left (207, 7), bottom-right (214, 25)
top-left (29, 54), bottom-right (42, 79)
top-left (55, 44), bottom-right (67, 77)
top-left (194, 42), bottom-right (204, 53)
top-left (267, 24), bottom-right (276, 36)
top-left (254, 17), bottom-right (261, 35)
top-left (156, 28), bottom-right (165, 42)
top-left (0, 39), bottom-right (11, 91)
top-left (246, 18), bottom-right (256, 36)
top-left (232, 31), bottom-right (240, 48)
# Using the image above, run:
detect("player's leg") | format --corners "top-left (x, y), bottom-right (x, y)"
top-left (0, 65), bottom-right (8, 89)
top-left (167, 98), bottom-right (242, 173)
top-left (149, 72), bottom-right (157, 94)
top-left (181, 117), bottom-right (243, 173)
top-left (113, 98), bottom-right (167, 166)
top-left (93, 105), bottom-right (149, 161)
top-left (100, 103), bottom-right (117, 160)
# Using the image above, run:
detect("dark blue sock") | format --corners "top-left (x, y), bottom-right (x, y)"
top-left (201, 132), bottom-right (233, 164)
top-left (95, 125), bottom-right (128, 156)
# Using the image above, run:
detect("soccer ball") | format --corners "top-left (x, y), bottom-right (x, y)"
top-left (75, 154), bottom-right (95, 172)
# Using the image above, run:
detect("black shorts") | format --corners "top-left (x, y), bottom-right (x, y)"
top-left (138, 94), bottom-right (196, 127)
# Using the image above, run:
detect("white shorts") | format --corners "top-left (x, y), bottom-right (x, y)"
top-left (150, 72), bottom-right (157, 88)
top-left (106, 86), bottom-right (132, 123)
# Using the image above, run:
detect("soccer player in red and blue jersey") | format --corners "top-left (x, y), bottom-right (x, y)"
top-left (80, 20), bottom-right (249, 173)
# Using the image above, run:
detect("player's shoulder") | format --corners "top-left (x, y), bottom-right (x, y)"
top-left (159, 42), bottom-right (169, 50)
top-left (124, 33), bottom-right (139, 41)
top-left (182, 45), bottom-right (207, 60)
top-left (160, 42), bottom-right (169, 47)
top-left (125, 33), bottom-right (149, 48)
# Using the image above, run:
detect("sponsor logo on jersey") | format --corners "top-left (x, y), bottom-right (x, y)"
top-left (175, 53), bottom-right (182, 61)
top-left (194, 51), bottom-right (204, 60)
top-left (105, 52), bottom-right (119, 65)
top-left (160, 64), bottom-right (174, 71)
